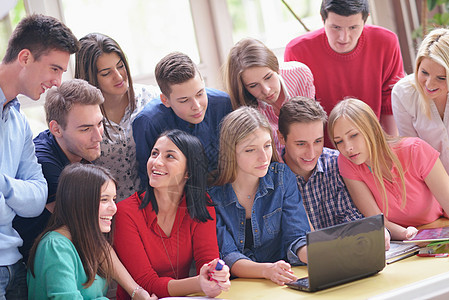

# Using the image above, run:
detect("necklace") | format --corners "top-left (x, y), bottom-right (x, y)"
top-left (234, 190), bottom-right (253, 199)
top-left (156, 211), bottom-right (180, 280)
top-left (233, 184), bottom-right (258, 200)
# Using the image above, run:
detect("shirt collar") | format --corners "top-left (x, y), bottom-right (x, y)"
top-left (315, 154), bottom-right (325, 173)
top-left (218, 165), bottom-right (276, 207)
top-left (0, 87), bottom-right (19, 119)
top-left (50, 132), bottom-right (94, 165)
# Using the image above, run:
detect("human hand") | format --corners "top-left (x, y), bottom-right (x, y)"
top-left (198, 258), bottom-right (231, 297)
top-left (262, 260), bottom-right (298, 286)
top-left (384, 228), bottom-right (391, 251)
top-left (404, 226), bottom-right (418, 240)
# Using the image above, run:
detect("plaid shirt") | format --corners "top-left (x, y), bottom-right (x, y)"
top-left (293, 148), bottom-right (363, 230)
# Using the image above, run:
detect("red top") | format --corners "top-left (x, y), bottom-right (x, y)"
top-left (114, 192), bottom-right (219, 298)
top-left (285, 25), bottom-right (405, 147)
top-left (339, 137), bottom-right (444, 227)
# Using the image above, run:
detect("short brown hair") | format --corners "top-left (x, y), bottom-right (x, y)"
top-left (278, 97), bottom-right (327, 139)
top-left (320, 0), bottom-right (369, 22)
top-left (3, 14), bottom-right (79, 64)
top-left (45, 79), bottom-right (104, 129)
top-left (155, 52), bottom-right (200, 97)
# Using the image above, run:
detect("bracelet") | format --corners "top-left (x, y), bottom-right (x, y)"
top-left (131, 286), bottom-right (143, 299)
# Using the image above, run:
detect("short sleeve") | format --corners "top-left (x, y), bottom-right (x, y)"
top-left (408, 138), bottom-right (439, 179)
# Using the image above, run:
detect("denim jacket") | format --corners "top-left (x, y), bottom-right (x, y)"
top-left (208, 162), bottom-right (310, 268)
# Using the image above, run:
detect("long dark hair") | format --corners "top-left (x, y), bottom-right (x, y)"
top-left (75, 32), bottom-right (135, 139)
top-left (140, 129), bottom-right (212, 222)
top-left (28, 163), bottom-right (117, 287)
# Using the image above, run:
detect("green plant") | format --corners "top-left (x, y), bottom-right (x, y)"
top-left (414, 0), bottom-right (449, 38)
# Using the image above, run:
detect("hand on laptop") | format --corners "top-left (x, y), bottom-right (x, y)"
top-left (262, 260), bottom-right (298, 286)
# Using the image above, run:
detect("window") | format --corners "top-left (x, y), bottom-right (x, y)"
top-left (61, 0), bottom-right (200, 85)
top-left (0, 0), bottom-right (26, 59)
top-left (0, 1), bottom-right (47, 136)
top-left (226, 0), bottom-right (323, 58)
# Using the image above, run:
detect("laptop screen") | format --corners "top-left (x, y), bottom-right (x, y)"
top-left (307, 214), bottom-right (386, 291)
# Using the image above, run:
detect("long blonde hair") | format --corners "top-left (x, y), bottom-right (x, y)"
top-left (214, 106), bottom-right (279, 185)
top-left (328, 98), bottom-right (407, 215)
top-left (415, 28), bottom-right (449, 118)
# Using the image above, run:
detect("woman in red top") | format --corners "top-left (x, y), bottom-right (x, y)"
top-left (114, 129), bottom-right (230, 299)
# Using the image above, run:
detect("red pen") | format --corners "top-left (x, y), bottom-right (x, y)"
top-left (417, 253), bottom-right (449, 258)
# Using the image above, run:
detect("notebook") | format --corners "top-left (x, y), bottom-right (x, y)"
top-left (402, 227), bottom-right (449, 243)
top-left (286, 214), bottom-right (386, 292)
top-left (385, 241), bottom-right (419, 264)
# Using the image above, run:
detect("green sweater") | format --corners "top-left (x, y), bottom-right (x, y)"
top-left (27, 231), bottom-right (108, 299)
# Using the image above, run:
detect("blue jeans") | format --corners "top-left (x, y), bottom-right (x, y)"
top-left (0, 259), bottom-right (27, 300)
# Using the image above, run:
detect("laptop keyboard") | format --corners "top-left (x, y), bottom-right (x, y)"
top-left (297, 277), bottom-right (310, 288)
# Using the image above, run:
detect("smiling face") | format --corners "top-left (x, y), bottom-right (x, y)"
top-left (161, 72), bottom-right (208, 124)
top-left (52, 104), bottom-right (104, 163)
top-left (417, 57), bottom-right (448, 103)
top-left (147, 136), bottom-right (188, 189)
top-left (241, 66), bottom-right (281, 105)
top-left (96, 52), bottom-right (129, 98)
top-left (280, 121), bottom-right (324, 181)
top-left (323, 12), bottom-right (365, 54)
top-left (235, 127), bottom-right (272, 181)
top-left (98, 179), bottom-right (117, 233)
top-left (332, 116), bottom-right (370, 166)
top-left (19, 49), bottom-right (70, 100)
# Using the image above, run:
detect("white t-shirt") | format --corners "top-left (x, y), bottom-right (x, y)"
top-left (392, 74), bottom-right (449, 172)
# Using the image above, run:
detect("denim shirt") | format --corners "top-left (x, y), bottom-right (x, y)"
top-left (208, 162), bottom-right (310, 268)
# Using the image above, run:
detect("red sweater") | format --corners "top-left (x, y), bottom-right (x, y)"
top-left (285, 25), bottom-right (404, 146)
top-left (114, 192), bottom-right (219, 298)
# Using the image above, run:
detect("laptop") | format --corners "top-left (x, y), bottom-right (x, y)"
top-left (286, 214), bottom-right (386, 292)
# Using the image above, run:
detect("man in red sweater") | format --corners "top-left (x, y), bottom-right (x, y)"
top-left (285, 0), bottom-right (404, 147)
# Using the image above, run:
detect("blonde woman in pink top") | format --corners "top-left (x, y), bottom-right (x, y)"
top-left (224, 38), bottom-right (315, 157)
top-left (328, 98), bottom-right (449, 241)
